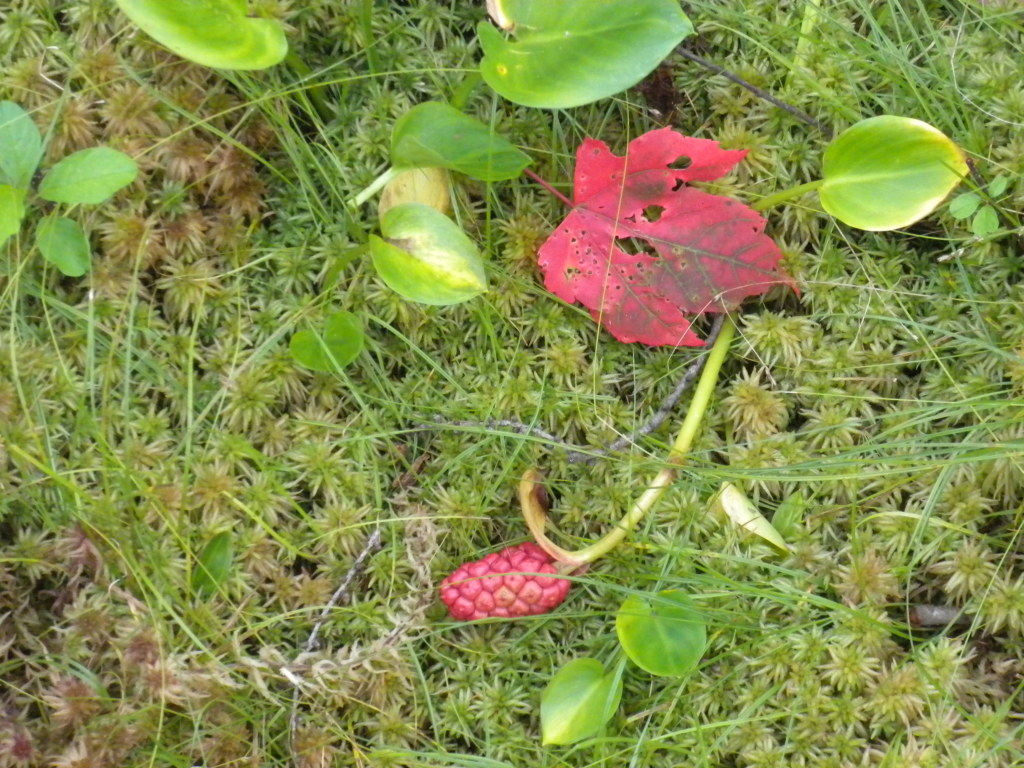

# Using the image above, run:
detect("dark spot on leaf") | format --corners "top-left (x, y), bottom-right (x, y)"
top-left (671, 178), bottom-right (685, 191)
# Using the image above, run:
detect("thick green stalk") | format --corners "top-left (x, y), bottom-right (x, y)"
top-left (751, 179), bottom-right (824, 213)
top-left (521, 317), bottom-right (737, 568)
top-left (348, 167), bottom-right (400, 209)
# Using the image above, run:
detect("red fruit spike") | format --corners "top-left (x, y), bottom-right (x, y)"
top-left (440, 542), bottom-right (571, 621)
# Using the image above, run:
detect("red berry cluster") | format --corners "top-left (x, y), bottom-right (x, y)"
top-left (440, 542), bottom-right (571, 620)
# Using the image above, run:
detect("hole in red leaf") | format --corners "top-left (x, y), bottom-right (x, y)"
top-left (671, 178), bottom-right (685, 191)
top-left (614, 237), bottom-right (658, 257)
top-left (642, 205), bottom-right (665, 223)
top-left (669, 155), bottom-right (692, 169)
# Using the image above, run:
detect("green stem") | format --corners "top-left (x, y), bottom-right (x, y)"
top-left (750, 179), bottom-right (825, 213)
top-left (285, 52), bottom-right (334, 122)
top-left (360, 0), bottom-right (380, 74)
top-left (449, 71), bottom-right (483, 111)
top-left (348, 167), bottom-right (400, 209)
top-left (523, 317), bottom-right (737, 568)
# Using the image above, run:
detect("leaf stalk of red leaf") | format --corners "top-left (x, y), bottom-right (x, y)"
top-left (524, 168), bottom-right (574, 209)
top-left (521, 316), bottom-right (737, 567)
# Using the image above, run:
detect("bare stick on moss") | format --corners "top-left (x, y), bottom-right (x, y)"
top-left (288, 527), bottom-right (383, 755)
top-left (675, 47), bottom-right (832, 137)
top-left (421, 315), bottom-right (726, 464)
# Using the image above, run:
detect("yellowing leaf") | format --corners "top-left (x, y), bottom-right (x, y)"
top-left (710, 482), bottom-right (789, 554)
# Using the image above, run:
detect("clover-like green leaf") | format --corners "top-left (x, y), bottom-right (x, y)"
top-left (540, 658), bottom-right (622, 746)
top-left (987, 175), bottom-right (1008, 198)
top-left (0, 185), bottom-right (26, 247)
top-left (479, 0), bottom-right (693, 109)
top-left (0, 101), bottom-right (43, 190)
top-left (616, 590), bottom-right (706, 677)
top-left (36, 216), bottom-right (91, 277)
top-left (115, 0), bottom-right (287, 70)
top-left (38, 147), bottom-right (138, 205)
top-left (972, 206), bottom-right (999, 238)
top-left (819, 115), bottom-right (968, 231)
top-left (391, 102), bottom-right (530, 182)
top-left (948, 192), bottom-right (981, 221)
top-left (369, 203), bottom-right (487, 305)
top-left (289, 310), bottom-right (365, 373)
top-left (192, 531), bottom-right (234, 597)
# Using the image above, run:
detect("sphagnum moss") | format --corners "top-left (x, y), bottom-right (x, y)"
top-left (3, 0), bottom-right (1024, 766)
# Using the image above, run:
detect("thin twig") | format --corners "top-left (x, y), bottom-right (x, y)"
top-left (422, 416), bottom-right (565, 446)
top-left (524, 168), bottom-right (574, 208)
top-left (675, 47), bottom-right (833, 138)
top-left (289, 527), bottom-right (383, 752)
top-left (420, 315), bottom-right (727, 463)
top-left (570, 314), bottom-right (726, 464)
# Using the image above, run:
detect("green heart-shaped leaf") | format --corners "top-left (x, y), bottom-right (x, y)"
top-left (39, 147), bottom-right (138, 205)
top-left (819, 115), bottom-right (968, 231)
top-left (0, 101), bottom-right (43, 189)
top-left (616, 590), bottom-right (706, 677)
top-left (0, 185), bottom-right (26, 247)
top-left (540, 658), bottom-right (622, 746)
top-left (193, 530), bottom-right (234, 597)
top-left (36, 215), bottom-right (91, 277)
top-left (369, 203), bottom-right (487, 305)
top-left (289, 310), bottom-right (364, 372)
top-left (391, 102), bottom-right (530, 182)
top-left (479, 0), bottom-right (693, 109)
top-left (115, 0), bottom-right (287, 70)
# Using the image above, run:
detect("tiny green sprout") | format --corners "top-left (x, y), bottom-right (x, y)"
top-left (948, 174), bottom-right (1008, 238)
top-left (289, 310), bottom-right (365, 373)
top-left (0, 101), bottom-right (138, 276)
top-left (347, 102), bottom-right (527, 305)
top-left (710, 482), bottom-right (790, 555)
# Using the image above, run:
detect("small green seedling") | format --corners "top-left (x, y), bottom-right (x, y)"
top-left (114, 0), bottom-right (288, 70)
top-left (0, 101), bottom-right (138, 277)
top-left (948, 174), bottom-right (1009, 238)
top-left (289, 310), bottom-right (365, 373)
top-left (192, 530), bottom-right (234, 597)
top-left (479, 0), bottom-right (694, 108)
top-left (289, 101), bottom-right (525, 371)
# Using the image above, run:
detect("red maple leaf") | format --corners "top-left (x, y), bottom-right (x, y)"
top-left (537, 127), bottom-right (795, 346)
